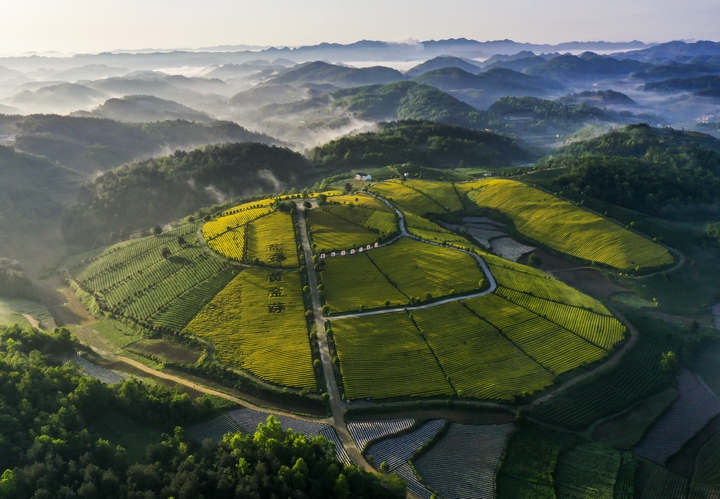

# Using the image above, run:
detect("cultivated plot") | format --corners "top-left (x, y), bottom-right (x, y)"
top-left (184, 268), bottom-right (315, 389)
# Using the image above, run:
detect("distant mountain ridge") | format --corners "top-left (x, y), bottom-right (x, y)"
top-left (0, 39), bottom-right (652, 72)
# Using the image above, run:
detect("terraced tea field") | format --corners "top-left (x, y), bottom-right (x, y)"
top-left (324, 193), bottom-right (398, 236)
top-left (365, 237), bottom-right (483, 299)
top-left (371, 178), bottom-right (672, 271)
top-left (321, 237), bottom-right (485, 312)
top-left (466, 179), bottom-right (674, 270)
top-left (184, 268), bottom-right (315, 389)
top-left (530, 335), bottom-right (672, 430)
top-left (331, 312), bottom-right (454, 399)
top-left (321, 252), bottom-right (409, 311)
top-left (73, 224), bottom-right (234, 331)
top-left (370, 181), bottom-right (449, 215)
top-left (554, 443), bottom-right (622, 498)
top-left (246, 211), bottom-right (299, 267)
top-left (333, 275), bottom-right (622, 400)
top-left (306, 208), bottom-right (379, 252)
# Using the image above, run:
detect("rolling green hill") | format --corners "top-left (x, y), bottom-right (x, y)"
top-left (641, 75), bottom-right (720, 93)
top-left (310, 120), bottom-right (529, 167)
top-left (545, 124), bottom-right (720, 218)
top-left (72, 95), bottom-right (213, 123)
top-left (12, 115), bottom-right (280, 173)
top-left (251, 81), bottom-right (492, 140)
top-left (526, 52), bottom-right (650, 80)
top-left (0, 145), bottom-right (86, 263)
top-left (61, 142), bottom-right (310, 246)
top-left (413, 67), bottom-right (562, 94)
top-left (405, 55), bottom-right (482, 77)
top-left (268, 61), bottom-right (405, 87)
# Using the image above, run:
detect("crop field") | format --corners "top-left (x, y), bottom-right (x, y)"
top-left (202, 205), bottom-right (273, 241)
top-left (462, 294), bottom-right (607, 375)
top-left (402, 210), bottom-right (471, 245)
top-left (126, 338), bottom-right (204, 364)
top-left (321, 253), bottom-right (409, 312)
top-left (322, 204), bottom-right (398, 236)
top-left (347, 419), bottom-right (416, 452)
top-left (184, 268), bottom-right (315, 389)
top-left (327, 193), bottom-right (394, 212)
top-left (465, 179), bottom-right (673, 270)
top-left (331, 313), bottom-right (454, 399)
top-left (74, 225), bottom-right (237, 329)
top-left (694, 432), bottom-right (720, 486)
top-left (321, 237), bottom-right (483, 312)
top-left (495, 286), bottom-right (626, 350)
top-left (206, 227), bottom-right (245, 260)
top-left (402, 179), bottom-right (465, 212)
top-left (306, 208), bottom-right (379, 252)
top-left (554, 443), bottom-right (622, 499)
top-left (635, 460), bottom-right (689, 499)
top-left (370, 181), bottom-right (448, 215)
top-left (634, 370), bottom-right (720, 465)
top-left (149, 268), bottom-right (236, 331)
top-left (330, 244), bottom-right (624, 399)
top-left (365, 237), bottom-right (483, 300)
top-left (412, 301), bottom-right (555, 399)
top-left (496, 426), bottom-right (576, 499)
top-left (414, 423), bottom-right (513, 499)
top-left (246, 211), bottom-right (299, 267)
top-left (484, 253), bottom-right (612, 314)
top-left (530, 336), bottom-right (672, 430)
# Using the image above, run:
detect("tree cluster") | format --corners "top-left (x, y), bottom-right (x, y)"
top-left (0, 324), bottom-right (405, 499)
top-left (310, 120), bottom-right (527, 168)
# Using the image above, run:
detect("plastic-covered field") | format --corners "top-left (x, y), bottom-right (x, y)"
top-left (415, 423), bottom-right (513, 499)
top-left (347, 419), bottom-right (416, 452)
top-left (634, 370), bottom-right (720, 464)
top-left (63, 355), bottom-right (128, 385)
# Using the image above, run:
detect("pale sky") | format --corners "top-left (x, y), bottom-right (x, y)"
top-left (0, 0), bottom-right (718, 55)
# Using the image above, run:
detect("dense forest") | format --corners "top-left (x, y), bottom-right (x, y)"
top-left (641, 75), bottom-right (720, 93)
top-left (0, 325), bottom-right (404, 499)
top-left (488, 96), bottom-right (610, 122)
top-left (310, 120), bottom-right (529, 167)
top-left (12, 115), bottom-right (279, 173)
top-left (62, 142), bottom-right (310, 246)
top-left (546, 124), bottom-right (720, 218)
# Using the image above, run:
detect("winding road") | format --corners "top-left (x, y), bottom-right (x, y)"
top-left (60, 192), bottom-right (649, 493)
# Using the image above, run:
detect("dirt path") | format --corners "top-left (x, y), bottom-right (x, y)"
top-left (295, 201), bottom-right (373, 472)
top-left (92, 346), bottom-right (333, 425)
top-left (21, 314), bottom-right (40, 329)
top-left (326, 194), bottom-right (498, 321)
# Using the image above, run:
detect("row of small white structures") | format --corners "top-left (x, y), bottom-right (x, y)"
top-left (320, 242), bottom-right (380, 259)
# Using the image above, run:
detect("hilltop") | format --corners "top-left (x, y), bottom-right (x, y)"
top-left (267, 61), bottom-right (405, 87)
top-left (310, 120), bottom-right (529, 168)
top-left (11, 115), bottom-right (279, 172)
top-left (62, 142), bottom-right (310, 246)
top-left (72, 94), bottom-right (214, 123)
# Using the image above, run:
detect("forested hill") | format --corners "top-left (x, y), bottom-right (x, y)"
top-left (545, 124), bottom-right (720, 219)
top-left (0, 326), bottom-right (405, 499)
top-left (11, 115), bottom-right (280, 173)
top-left (330, 81), bottom-right (491, 128)
top-left (310, 120), bottom-right (529, 167)
top-left (557, 123), bottom-right (720, 155)
top-left (250, 81), bottom-right (493, 142)
top-left (62, 142), bottom-right (310, 246)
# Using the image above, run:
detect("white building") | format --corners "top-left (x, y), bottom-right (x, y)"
top-left (355, 172), bottom-right (372, 181)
